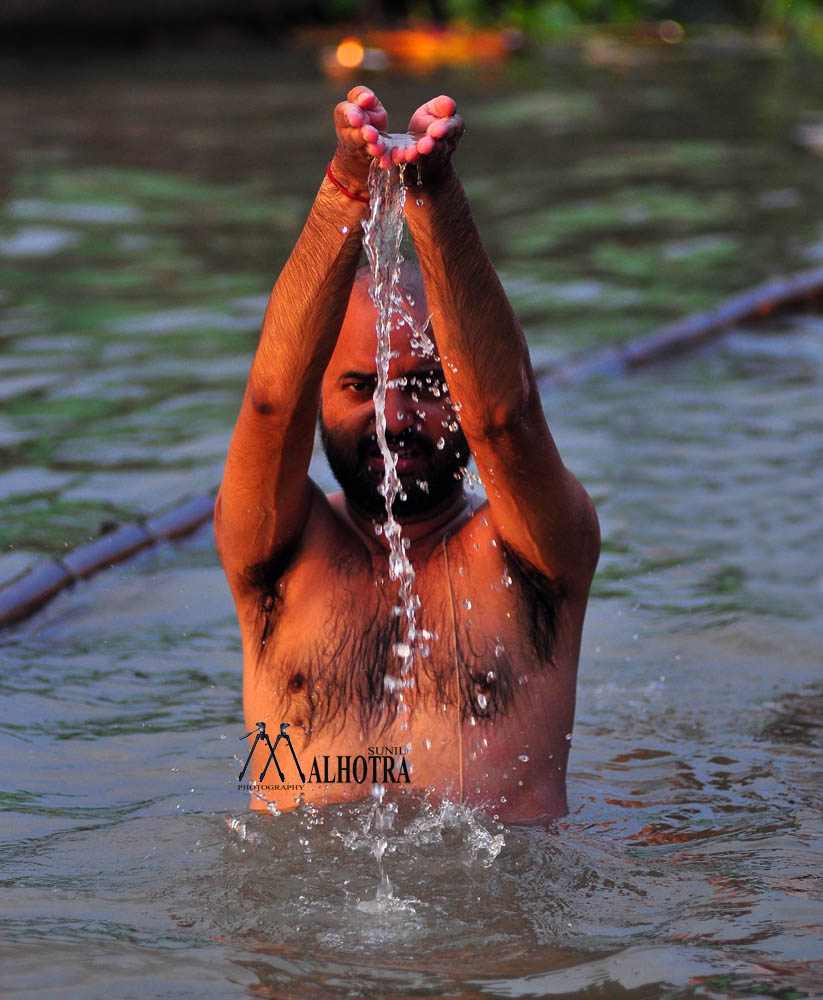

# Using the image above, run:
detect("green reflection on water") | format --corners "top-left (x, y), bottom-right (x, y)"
top-left (0, 49), bottom-right (821, 568)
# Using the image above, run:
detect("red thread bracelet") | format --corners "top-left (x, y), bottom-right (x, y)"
top-left (326, 162), bottom-right (370, 204)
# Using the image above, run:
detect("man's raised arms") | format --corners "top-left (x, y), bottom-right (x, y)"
top-left (214, 87), bottom-right (389, 598)
top-left (399, 95), bottom-right (600, 600)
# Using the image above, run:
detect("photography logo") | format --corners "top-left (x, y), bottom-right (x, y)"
top-left (238, 721), bottom-right (305, 784)
top-left (237, 721), bottom-right (411, 790)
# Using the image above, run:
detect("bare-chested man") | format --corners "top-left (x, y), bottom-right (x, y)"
top-left (216, 86), bottom-right (600, 823)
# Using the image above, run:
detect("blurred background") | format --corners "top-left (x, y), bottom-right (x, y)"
top-left (1, 0), bottom-right (821, 572)
top-left (1, 0), bottom-right (822, 50)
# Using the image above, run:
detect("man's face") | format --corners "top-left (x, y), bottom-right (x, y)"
top-left (320, 281), bottom-right (469, 520)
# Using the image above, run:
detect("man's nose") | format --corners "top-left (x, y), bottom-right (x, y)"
top-left (383, 386), bottom-right (416, 436)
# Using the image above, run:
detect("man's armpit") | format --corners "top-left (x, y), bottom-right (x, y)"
top-left (501, 542), bottom-right (563, 664)
top-left (245, 539), bottom-right (301, 650)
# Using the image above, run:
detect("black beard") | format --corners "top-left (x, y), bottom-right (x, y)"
top-left (319, 416), bottom-right (469, 519)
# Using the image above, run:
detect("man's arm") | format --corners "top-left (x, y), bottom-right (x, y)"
top-left (400, 97), bottom-right (600, 597)
top-left (215, 87), bottom-right (389, 597)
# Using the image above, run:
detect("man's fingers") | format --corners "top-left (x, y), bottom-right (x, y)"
top-left (426, 94), bottom-right (457, 118)
top-left (347, 84), bottom-right (376, 107)
top-left (345, 105), bottom-right (365, 128)
top-left (348, 85), bottom-right (388, 128)
top-left (334, 99), bottom-right (362, 131)
top-left (338, 86), bottom-right (388, 133)
top-left (416, 134), bottom-right (436, 157)
top-left (337, 88), bottom-right (461, 172)
top-left (427, 115), bottom-right (461, 139)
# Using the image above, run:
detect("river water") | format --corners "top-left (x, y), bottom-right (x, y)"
top-left (1, 43), bottom-right (822, 999)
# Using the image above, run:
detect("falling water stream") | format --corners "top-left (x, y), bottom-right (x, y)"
top-left (359, 151), bottom-right (442, 906)
top-left (362, 153), bottom-right (436, 700)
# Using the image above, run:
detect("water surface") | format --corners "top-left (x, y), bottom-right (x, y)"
top-left (1, 43), bottom-right (822, 999)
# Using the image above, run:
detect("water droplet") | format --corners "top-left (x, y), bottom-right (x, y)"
top-left (415, 198), bottom-right (424, 206)
top-left (477, 693), bottom-right (488, 709)
top-left (500, 795), bottom-right (507, 804)
top-left (518, 754), bottom-right (529, 762)
top-left (341, 225), bottom-right (349, 234)
top-left (462, 599), bottom-right (472, 610)
top-left (436, 436), bottom-right (445, 449)
top-left (374, 523), bottom-right (383, 535)
top-left (423, 738), bottom-right (432, 749)
top-left (565, 733), bottom-right (572, 741)
top-left (393, 641), bottom-right (411, 659)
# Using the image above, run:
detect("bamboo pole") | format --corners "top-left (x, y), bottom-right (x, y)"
top-left (536, 266), bottom-right (823, 385)
top-left (1, 266), bottom-right (821, 630)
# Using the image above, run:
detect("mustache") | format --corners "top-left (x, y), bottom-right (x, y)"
top-left (357, 429), bottom-right (435, 462)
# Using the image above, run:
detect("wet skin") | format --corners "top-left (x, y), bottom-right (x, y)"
top-left (216, 86), bottom-right (599, 824)
top-left (237, 282), bottom-right (585, 823)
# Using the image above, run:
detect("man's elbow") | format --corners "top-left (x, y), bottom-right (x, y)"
top-left (462, 381), bottom-right (535, 443)
top-left (577, 490), bottom-right (601, 580)
top-left (213, 489), bottom-right (230, 567)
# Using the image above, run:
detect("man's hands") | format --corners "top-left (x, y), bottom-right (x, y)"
top-left (331, 87), bottom-right (464, 194)
top-left (331, 86), bottom-right (389, 199)
top-left (395, 95), bottom-right (465, 176)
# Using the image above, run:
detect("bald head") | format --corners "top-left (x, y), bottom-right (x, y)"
top-left (350, 259), bottom-right (428, 326)
top-left (353, 257), bottom-right (424, 293)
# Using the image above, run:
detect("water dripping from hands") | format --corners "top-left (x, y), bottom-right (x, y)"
top-left (361, 157), bottom-right (436, 908)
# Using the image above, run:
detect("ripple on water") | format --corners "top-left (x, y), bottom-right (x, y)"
top-left (0, 226), bottom-right (82, 257)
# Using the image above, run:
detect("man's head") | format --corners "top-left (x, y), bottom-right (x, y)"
top-left (320, 261), bottom-right (469, 520)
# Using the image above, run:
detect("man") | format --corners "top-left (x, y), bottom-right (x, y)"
top-left (216, 86), bottom-right (599, 823)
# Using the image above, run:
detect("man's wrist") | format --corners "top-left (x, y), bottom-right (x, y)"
top-left (404, 160), bottom-right (459, 203)
top-left (326, 154), bottom-right (370, 203)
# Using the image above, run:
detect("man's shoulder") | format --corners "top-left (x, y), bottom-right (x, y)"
top-left (269, 484), bottom-right (370, 562)
top-left (232, 485), bottom-right (368, 624)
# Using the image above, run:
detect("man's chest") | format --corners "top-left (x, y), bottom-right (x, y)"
top-left (240, 530), bottom-right (570, 742)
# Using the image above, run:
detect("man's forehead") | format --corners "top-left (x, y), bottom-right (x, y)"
top-left (330, 298), bottom-right (437, 374)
